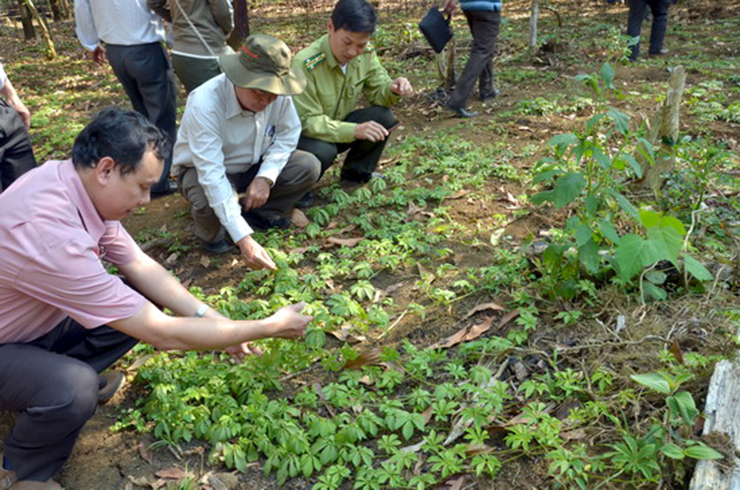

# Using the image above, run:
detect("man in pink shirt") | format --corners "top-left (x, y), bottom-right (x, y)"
top-left (0, 108), bottom-right (312, 490)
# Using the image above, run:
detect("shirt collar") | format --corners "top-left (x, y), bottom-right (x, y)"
top-left (59, 159), bottom-right (108, 241)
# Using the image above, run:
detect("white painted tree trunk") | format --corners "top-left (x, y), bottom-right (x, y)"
top-left (690, 360), bottom-right (740, 489)
top-left (529, 0), bottom-right (539, 49)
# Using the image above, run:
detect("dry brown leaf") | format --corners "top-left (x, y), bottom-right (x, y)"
top-left (344, 348), bottom-right (383, 370)
top-left (155, 467), bottom-right (186, 479)
top-left (328, 324), bottom-right (367, 343)
top-left (151, 479), bottom-right (169, 490)
top-left (443, 475), bottom-right (466, 490)
top-left (326, 236), bottom-right (363, 247)
top-left (127, 354), bottom-right (155, 372)
top-left (498, 309), bottom-right (520, 329)
top-left (428, 317), bottom-right (494, 350)
top-left (462, 302), bottom-right (505, 320)
top-left (126, 475), bottom-right (150, 487)
top-left (421, 406), bottom-right (434, 424)
top-left (445, 189), bottom-right (467, 200)
top-left (288, 246), bottom-right (311, 254)
top-left (291, 208), bottom-right (309, 228)
top-left (561, 428), bottom-right (587, 441)
top-left (199, 255), bottom-right (211, 269)
top-left (165, 252), bottom-right (178, 264)
top-left (669, 339), bottom-right (684, 365)
top-left (464, 443), bottom-right (496, 456)
top-left (358, 375), bottom-right (375, 386)
top-left (336, 224), bottom-right (357, 235)
top-left (138, 440), bottom-right (153, 464)
top-left (406, 201), bottom-right (426, 216)
top-left (384, 282), bottom-right (406, 294)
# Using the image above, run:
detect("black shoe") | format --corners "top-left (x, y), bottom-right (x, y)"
top-left (480, 88), bottom-right (500, 101)
top-left (151, 180), bottom-right (177, 199)
top-left (295, 191), bottom-right (314, 209)
top-left (244, 211), bottom-right (291, 230)
top-left (648, 48), bottom-right (669, 56)
top-left (340, 169), bottom-right (373, 184)
top-left (98, 371), bottom-right (125, 405)
top-left (445, 102), bottom-right (479, 118)
top-left (203, 238), bottom-right (233, 255)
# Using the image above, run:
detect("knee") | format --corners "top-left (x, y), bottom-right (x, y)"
top-left (369, 107), bottom-right (396, 128)
top-left (45, 364), bottom-right (99, 425)
top-left (291, 151), bottom-right (322, 184)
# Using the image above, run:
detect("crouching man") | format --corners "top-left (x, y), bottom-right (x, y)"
top-left (0, 107), bottom-right (312, 490)
top-left (174, 34), bottom-right (321, 271)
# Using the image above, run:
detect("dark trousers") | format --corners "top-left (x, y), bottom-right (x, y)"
top-left (172, 54), bottom-right (221, 94)
top-left (106, 42), bottom-right (178, 193)
top-left (627, 0), bottom-right (671, 60)
top-left (178, 150), bottom-right (321, 244)
top-left (0, 319), bottom-right (138, 481)
top-left (0, 100), bottom-right (36, 192)
top-left (297, 106), bottom-right (397, 180)
top-left (448, 9), bottom-right (501, 110)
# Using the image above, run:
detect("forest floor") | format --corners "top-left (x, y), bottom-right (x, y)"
top-left (0, 0), bottom-right (738, 489)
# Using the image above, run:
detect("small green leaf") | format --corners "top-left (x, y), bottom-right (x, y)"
top-left (615, 234), bottom-right (662, 281)
top-left (548, 133), bottom-right (579, 148)
top-left (684, 443), bottom-right (723, 461)
top-left (578, 239), bottom-right (600, 274)
top-left (631, 373), bottom-right (671, 394)
top-left (600, 63), bottom-right (615, 89)
top-left (552, 172), bottom-right (586, 208)
top-left (643, 282), bottom-right (667, 301)
top-left (606, 189), bottom-right (639, 220)
top-left (645, 271), bottom-right (667, 285)
top-left (684, 254), bottom-right (713, 281)
top-left (599, 219), bottom-right (620, 244)
top-left (607, 108), bottom-right (630, 135)
top-left (661, 443), bottom-right (685, 460)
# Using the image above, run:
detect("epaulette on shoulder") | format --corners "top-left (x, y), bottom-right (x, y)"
top-left (364, 44), bottom-right (375, 53)
top-left (304, 52), bottom-right (325, 71)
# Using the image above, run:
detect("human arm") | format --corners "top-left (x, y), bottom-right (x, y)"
top-left (0, 65), bottom-right (31, 130)
top-left (209, 0), bottom-right (234, 36)
top-left (73, 0), bottom-right (102, 52)
top-left (147, 0), bottom-right (172, 23)
top-left (361, 50), bottom-right (402, 107)
top-left (389, 77), bottom-right (414, 97)
top-left (443, 0), bottom-right (457, 14)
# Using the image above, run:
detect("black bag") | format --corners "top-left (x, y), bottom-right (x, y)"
top-left (418, 7), bottom-right (453, 54)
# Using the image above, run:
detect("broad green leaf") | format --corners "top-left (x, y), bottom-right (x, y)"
top-left (646, 226), bottom-right (682, 264)
top-left (548, 133), bottom-right (579, 148)
top-left (661, 443), bottom-right (685, 460)
top-left (622, 154), bottom-right (643, 178)
top-left (643, 282), bottom-right (667, 301)
top-left (684, 254), bottom-right (713, 281)
top-left (615, 234), bottom-right (663, 281)
top-left (600, 63), bottom-right (615, 89)
top-left (530, 190), bottom-right (554, 206)
top-left (585, 193), bottom-right (599, 215)
top-left (668, 391), bottom-right (698, 426)
top-left (606, 189), bottom-right (639, 220)
top-left (593, 147), bottom-right (611, 170)
top-left (553, 172), bottom-right (586, 208)
top-left (599, 219), bottom-right (620, 244)
top-left (305, 329), bottom-right (327, 349)
top-left (639, 209), bottom-right (661, 229)
top-left (575, 223), bottom-right (593, 247)
top-left (659, 216), bottom-right (687, 236)
top-left (578, 239), bottom-right (600, 274)
top-left (586, 113), bottom-right (607, 131)
top-left (533, 168), bottom-right (563, 184)
top-left (607, 108), bottom-right (630, 135)
top-left (645, 271), bottom-right (667, 285)
top-left (631, 373), bottom-right (671, 394)
top-left (684, 443), bottom-right (723, 461)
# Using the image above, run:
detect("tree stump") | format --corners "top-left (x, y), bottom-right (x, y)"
top-left (689, 360), bottom-right (740, 489)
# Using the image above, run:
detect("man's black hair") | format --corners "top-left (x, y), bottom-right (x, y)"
top-left (331, 0), bottom-right (377, 34)
top-left (72, 107), bottom-right (170, 175)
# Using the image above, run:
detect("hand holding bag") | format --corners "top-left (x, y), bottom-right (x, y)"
top-left (418, 7), bottom-right (453, 54)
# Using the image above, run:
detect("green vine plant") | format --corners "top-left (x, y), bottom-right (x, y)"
top-left (529, 63), bottom-right (713, 301)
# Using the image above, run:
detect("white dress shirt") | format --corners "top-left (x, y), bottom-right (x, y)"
top-left (74, 0), bottom-right (165, 50)
top-left (173, 74), bottom-right (302, 244)
top-left (0, 63), bottom-right (7, 90)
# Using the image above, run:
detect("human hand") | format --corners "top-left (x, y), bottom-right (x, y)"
top-left (11, 99), bottom-right (31, 130)
top-left (443, 0), bottom-right (457, 15)
top-left (268, 302), bottom-right (312, 339)
top-left (236, 235), bottom-right (277, 270)
top-left (243, 177), bottom-right (271, 211)
top-left (92, 46), bottom-right (106, 65)
top-left (390, 77), bottom-right (414, 97)
top-left (225, 342), bottom-right (263, 363)
top-left (353, 121), bottom-right (388, 142)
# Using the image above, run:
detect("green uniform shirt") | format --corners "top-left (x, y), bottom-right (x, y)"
top-left (292, 34), bottom-right (400, 144)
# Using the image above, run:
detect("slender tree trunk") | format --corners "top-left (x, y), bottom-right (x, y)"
top-left (529, 0), bottom-right (539, 50)
top-left (22, 0), bottom-right (57, 59)
top-left (17, 0), bottom-right (36, 40)
top-left (227, 0), bottom-right (250, 50)
top-left (48, 0), bottom-right (63, 21)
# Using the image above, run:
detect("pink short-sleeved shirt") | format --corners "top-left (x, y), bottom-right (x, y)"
top-left (0, 159), bottom-right (146, 344)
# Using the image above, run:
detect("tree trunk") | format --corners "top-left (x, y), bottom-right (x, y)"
top-left (17, 0), bottom-right (36, 40)
top-left (640, 65), bottom-right (686, 195)
top-left (226, 0), bottom-right (250, 51)
top-left (529, 0), bottom-right (539, 50)
top-left (22, 0), bottom-right (57, 59)
top-left (48, 0), bottom-right (62, 21)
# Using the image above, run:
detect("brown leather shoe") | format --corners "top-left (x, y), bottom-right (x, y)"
top-left (0, 465), bottom-right (18, 490)
top-left (98, 371), bottom-right (125, 405)
top-left (9, 479), bottom-right (62, 490)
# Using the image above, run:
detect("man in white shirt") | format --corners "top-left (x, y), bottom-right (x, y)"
top-left (173, 35), bottom-right (321, 270)
top-left (73, 0), bottom-right (177, 196)
top-left (0, 62), bottom-right (36, 192)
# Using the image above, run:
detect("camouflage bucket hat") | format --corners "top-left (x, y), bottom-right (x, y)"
top-left (219, 34), bottom-right (306, 95)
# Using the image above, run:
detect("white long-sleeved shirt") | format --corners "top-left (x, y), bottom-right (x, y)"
top-left (74, 0), bottom-right (165, 50)
top-left (172, 74), bottom-right (302, 244)
top-left (0, 63), bottom-right (7, 91)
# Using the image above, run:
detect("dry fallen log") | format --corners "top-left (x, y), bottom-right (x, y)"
top-left (689, 360), bottom-right (740, 489)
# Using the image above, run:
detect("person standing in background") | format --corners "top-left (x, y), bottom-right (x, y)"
top-left (148, 0), bottom-right (234, 93)
top-left (0, 61), bottom-right (36, 193)
top-left (443, 0), bottom-right (502, 119)
top-left (626, 0), bottom-right (672, 61)
top-left (74, 0), bottom-right (178, 196)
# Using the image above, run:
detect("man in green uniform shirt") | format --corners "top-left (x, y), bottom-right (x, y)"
top-left (292, 0), bottom-right (413, 187)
